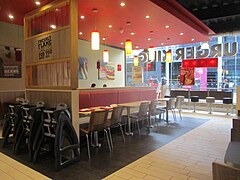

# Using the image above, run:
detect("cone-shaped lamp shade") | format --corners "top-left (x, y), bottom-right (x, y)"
top-left (134, 56), bottom-right (138, 66)
top-left (103, 50), bottom-right (109, 62)
top-left (91, 31), bottom-right (100, 50)
top-left (148, 46), bottom-right (154, 61)
top-left (166, 50), bottom-right (172, 63)
top-left (125, 39), bottom-right (132, 56)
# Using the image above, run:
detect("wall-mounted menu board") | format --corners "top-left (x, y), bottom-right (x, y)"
top-left (0, 45), bottom-right (22, 78)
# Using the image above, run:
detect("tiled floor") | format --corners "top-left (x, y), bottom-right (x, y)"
top-left (103, 112), bottom-right (232, 180)
top-left (0, 112), bottom-right (232, 180)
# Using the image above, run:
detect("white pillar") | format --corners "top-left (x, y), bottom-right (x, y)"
top-left (217, 36), bottom-right (223, 89)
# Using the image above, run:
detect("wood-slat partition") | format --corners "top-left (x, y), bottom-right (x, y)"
top-left (24, 0), bottom-right (79, 137)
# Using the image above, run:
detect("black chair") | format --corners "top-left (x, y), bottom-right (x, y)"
top-left (33, 105), bottom-right (80, 171)
top-left (2, 104), bottom-right (22, 148)
top-left (191, 96), bottom-right (199, 112)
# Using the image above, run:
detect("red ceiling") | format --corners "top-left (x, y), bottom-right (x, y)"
top-left (0, 0), bottom-right (214, 49)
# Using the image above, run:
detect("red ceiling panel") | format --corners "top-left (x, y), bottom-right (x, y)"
top-left (0, 0), bottom-right (214, 49)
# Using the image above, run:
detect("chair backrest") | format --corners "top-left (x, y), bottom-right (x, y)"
top-left (138, 102), bottom-right (149, 118)
top-left (89, 110), bottom-right (109, 132)
top-left (109, 106), bottom-right (123, 125)
top-left (21, 106), bottom-right (33, 132)
top-left (175, 96), bottom-right (184, 109)
top-left (42, 109), bottom-right (57, 138)
top-left (167, 98), bottom-right (175, 110)
top-left (149, 100), bottom-right (158, 116)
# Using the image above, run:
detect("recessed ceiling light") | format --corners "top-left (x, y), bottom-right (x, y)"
top-left (35, 1), bottom-right (40, 5)
top-left (145, 15), bottom-right (150, 19)
top-left (161, 43), bottom-right (164, 45)
top-left (180, 33), bottom-right (184, 36)
top-left (191, 38), bottom-right (195, 41)
top-left (136, 46), bottom-right (139, 49)
top-left (55, 8), bottom-right (59, 11)
top-left (50, 24), bottom-right (56, 29)
top-left (131, 32), bottom-right (135, 35)
top-left (102, 37), bottom-right (107, 41)
top-left (80, 15), bottom-right (85, 19)
top-left (165, 25), bottom-right (170, 28)
top-left (192, 8), bottom-right (198, 11)
top-left (79, 32), bottom-right (83, 35)
top-left (148, 38), bottom-right (151, 41)
top-left (8, 14), bottom-right (14, 19)
top-left (108, 25), bottom-right (112, 28)
top-left (120, 2), bottom-right (125, 7)
top-left (120, 42), bottom-right (124, 45)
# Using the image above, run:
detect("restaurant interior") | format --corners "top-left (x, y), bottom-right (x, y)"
top-left (0, 0), bottom-right (240, 179)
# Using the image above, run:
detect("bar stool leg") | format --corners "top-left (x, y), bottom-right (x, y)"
top-left (209, 103), bottom-right (212, 114)
top-left (226, 104), bottom-right (229, 115)
top-left (193, 102), bottom-right (196, 112)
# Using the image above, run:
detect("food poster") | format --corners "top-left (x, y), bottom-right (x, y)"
top-left (98, 61), bottom-right (115, 80)
top-left (180, 67), bottom-right (195, 85)
top-left (132, 66), bottom-right (143, 84)
top-left (78, 57), bottom-right (88, 79)
top-left (0, 45), bottom-right (22, 78)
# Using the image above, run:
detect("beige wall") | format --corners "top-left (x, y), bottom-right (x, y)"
top-left (0, 22), bottom-right (25, 90)
top-left (78, 40), bottom-right (125, 88)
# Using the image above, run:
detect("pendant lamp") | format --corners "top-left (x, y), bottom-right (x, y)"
top-left (148, 46), bottom-right (154, 61)
top-left (125, 39), bottom-right (132, 56)
top-left (201, 42), bottom-right (210, 50)
top-left (91, 30), bottom-right (100, 50)
top-left (134, 56), bottom-right (138, 66)
top-left (166, 50), bottom-right (172, 63)
top-left (91, 9), bottom-right (100, 50)
top-left (103, 50), bottom-right (109, 62)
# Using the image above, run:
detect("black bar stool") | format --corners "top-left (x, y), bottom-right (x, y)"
top-left (206, 97), bottom-right (215, 114)
top-left (223, 98), bottom-right (232, 115)
top-left (191, 96), bottom-right (199, 113)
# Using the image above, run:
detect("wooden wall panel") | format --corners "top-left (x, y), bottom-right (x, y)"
top-left (26, 90), bottom-right (71, 108)
top-left (0, 91), bottom-right (25, 103)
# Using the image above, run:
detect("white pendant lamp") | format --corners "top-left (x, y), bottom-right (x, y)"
top-left (201, 42), bottom-right (210, 50)
top-left (148, 46), bottom-right (154, 61)
top-left (103, 50), bottom-right (109, 62)
top-left (91, 30), bottom-right (100, 50)
top-left (91, 9), bottom-right (100, 50)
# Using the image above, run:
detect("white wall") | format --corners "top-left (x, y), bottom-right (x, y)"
top-left (0, 22), bottom-right (25, 90)
top-left (78, 40), bottom-right (125, 88)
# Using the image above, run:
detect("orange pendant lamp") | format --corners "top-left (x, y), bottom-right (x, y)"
top-left (166, 50), bottom-right (172, 62)
top-left (125, 39), bottom-right (132, 56)
top-left (134, 56), bottom-right (138, 66)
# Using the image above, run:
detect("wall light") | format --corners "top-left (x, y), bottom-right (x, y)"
top-left (201, 42), bottom-right (210, 50)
